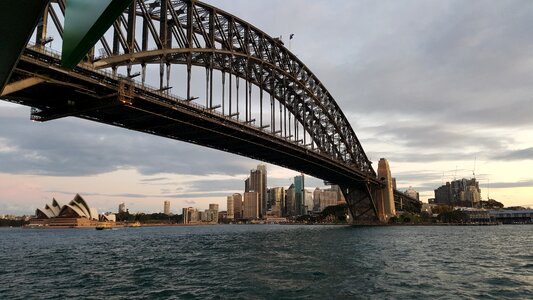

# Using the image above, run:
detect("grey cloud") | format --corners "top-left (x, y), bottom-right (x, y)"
top-left (492, 147), bottom-right (533, 161)
top-left (486, 180), bottom-right (533, 189)
top-left (0, 106), bottom-right (253, 176)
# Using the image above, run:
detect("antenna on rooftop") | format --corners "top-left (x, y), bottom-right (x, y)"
top-left (473, 156), bottom-right (477, 179)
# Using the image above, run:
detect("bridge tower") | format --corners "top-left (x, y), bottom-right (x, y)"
top-left (376, 158), bottom-right (396, 221)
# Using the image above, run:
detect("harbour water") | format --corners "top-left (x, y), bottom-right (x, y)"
top-left (1, 225), bottom-right (532, 299)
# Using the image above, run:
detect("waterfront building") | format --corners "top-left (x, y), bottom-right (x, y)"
top-left (101, 213), bottom-right (116, 222)
top-left (269, 187), bottom-right (285, 217)
top-left (246, 165), bottom-right (268, 217)
top-left (30, 194), bottom-right (100, 227)
top-left (118, 202), bottom-right (126, 214)
top-left (285, 184), bottom-right (295, 216)
top-left (183, 207), bottom-right (199, 224)
top-left (313, 187), bottom-right (321, 212)
top-left (489, 209), bottom-right (533, 224)
top-left (243, 192), bottom-right (259, 219)
top-left (434, 178), bottom-right (481, 205)
top-left (226, 195), bottom-right (234, 220)
top-left (318, 189), bottom-right (338, 212)
top-left (206, 204), bottom-right (219, 223)
top-left (164, 201), bottom-right (171, 215)
top-left (294, 175), bottom-right (305, 216)
top-left (199, 211), bottom-right (207, 222)
top-left (304, 189), bottom-right (313, 214)
top-left (233, 193), bottom-right (243, 219)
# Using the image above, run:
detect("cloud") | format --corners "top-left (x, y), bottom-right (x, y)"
top-left (488, 180), bottom-right (533, 189)
top-left (492, 147), bottom-right (533, 161)
top-left (0, 105), bottom-right (253, 176)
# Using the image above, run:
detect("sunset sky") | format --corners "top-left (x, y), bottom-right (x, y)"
top-left (1, 0), bottom-right (533, 215)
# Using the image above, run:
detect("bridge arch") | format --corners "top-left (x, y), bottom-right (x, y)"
top-left (76, 0), bottom-right (375, 177)
top-left (4, 0), bottom-right (384, 221)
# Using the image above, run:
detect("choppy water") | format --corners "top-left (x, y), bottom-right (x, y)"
top-left (0, 225), bottom-right (531, 299)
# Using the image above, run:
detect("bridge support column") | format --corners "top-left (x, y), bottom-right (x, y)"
top-left (341, 183), bottom-right (380, 224)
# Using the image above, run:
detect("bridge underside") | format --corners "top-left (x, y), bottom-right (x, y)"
top-left (3, 48), bottom-right (381, 223)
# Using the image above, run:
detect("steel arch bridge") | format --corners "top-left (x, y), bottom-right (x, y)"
top-left (1, 0), bottom-right (387, 222)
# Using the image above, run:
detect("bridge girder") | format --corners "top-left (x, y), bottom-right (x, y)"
top-left (3, 0), bottom-right (385, 222)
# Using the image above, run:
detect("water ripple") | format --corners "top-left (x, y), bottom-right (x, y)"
top-left (0, 225), bottom-right (532, 299)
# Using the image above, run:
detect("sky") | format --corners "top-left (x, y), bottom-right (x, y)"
top-left (1, 0), bottom-right (533, 215)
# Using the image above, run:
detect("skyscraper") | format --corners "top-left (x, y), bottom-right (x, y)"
top-left (233, 193), bottom-right (243, 219)
top-left (285, 184), bottom-right (295, 216)
top-left (206, 204), bottom-right (219, 223)
top-left (243, 192), bottom-right (259, 219)
top-left (304, 189), bottom-right (313, 214)
top-left (294, 175), bottom-right (305, 216)
top-left (227, 195), bottom-right (234, 220)
top-left (164, 201), bottom-right (171, 215)
top-left (182, 207), bottom-right (198, 224)
top-left (118, 202), bottom-right (126, 214)
top-left (246, 164), bottom-right (267, 217)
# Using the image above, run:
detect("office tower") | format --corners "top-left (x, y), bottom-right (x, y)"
top-left (285, 184), bottom-right (295, 216)
top-left (319, 189), bottom-right (338, 212)
top-left (313, 188), bottom-right (321, 212)
top-left (294, 175), bottom-right (304, 216)
top-left (203, 204), bottom-right (219, 223)
top-left (434, 178), bottom-right (481, 205)
top-left (227, 195), bottom-right (234, 220)
top-left (118, 202), bottom-right (126, 214)
top-left (164, 201), bottom-right (171, 215)
top-left (304, 189), bottom-right (313, 214)
top-left (243, 192), bottom-right (259, 219)
top-left (233, 193), bottom-right (243, 219)
top-left (269, 187), bottom-right (285, 209)
top-left (182, 207), bottom-right (198, 224)
top-left (246, 164), bottom-right (267, 217)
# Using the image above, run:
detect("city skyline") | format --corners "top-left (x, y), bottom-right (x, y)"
top-left (2, 0), bottom-right (533, 215)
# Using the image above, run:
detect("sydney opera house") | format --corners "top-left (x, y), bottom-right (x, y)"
top-left (31, 194), bottom-right (102, 227)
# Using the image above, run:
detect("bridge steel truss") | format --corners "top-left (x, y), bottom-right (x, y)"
top-left (2, 0), bottom-right (382, 222)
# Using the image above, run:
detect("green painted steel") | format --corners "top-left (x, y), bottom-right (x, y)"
top-left (0, 0), bottom-right (48, 94)
top-left (61, 0), bottom-right (133, 69)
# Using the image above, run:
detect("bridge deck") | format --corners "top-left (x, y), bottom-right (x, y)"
top-left (4, 47), bottom-right (379, 189)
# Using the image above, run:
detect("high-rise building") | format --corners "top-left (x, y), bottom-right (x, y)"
top-left (226, 195), bottom-right (234, 220)
top-left (285, 184), bottom-right (295, 216)
top-left (206, 204), bottom-right (219, 223)
top-left (182, 207), bottom-right (198, 224)
top-left (313, 187), bottom-right (321, 212)
top-left (243, 192), bottom-right (259, 219)
top-left (246, 165), bottom-right (267, 217)
top-left (434, 178), bottom-right (481, 205)
top-left (233, 193), bottom-right (243, 219)
top-left (118, 202), bottom-right (126, 214)
top-left (318, 189), bottom-right (338, 212)
top-left (294, 175), bottom-right (305, 216)
top-left (304, 189), bottom-right (313, 214)
top-left (164, 201), bottom-right (171, 215)
top-left (269, 187), bottom-right (285, 216)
